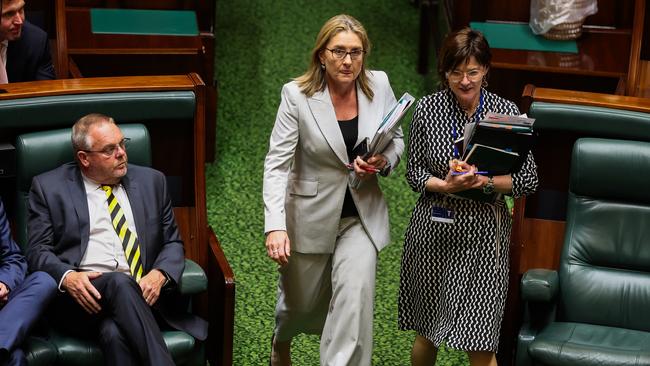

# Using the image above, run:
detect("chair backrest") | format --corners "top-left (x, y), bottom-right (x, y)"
top-left (14, 123), bottom-right (151, 249)
top-left (559, 137), bottom-right (650, 331)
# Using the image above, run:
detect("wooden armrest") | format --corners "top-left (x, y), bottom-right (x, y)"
top-left (522, 84), bottom-right (650, 114)
top-left (207, 227), bottom-right (235, 366)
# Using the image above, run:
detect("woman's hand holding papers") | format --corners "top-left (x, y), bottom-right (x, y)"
top-left (445, 159), bottom-right (488, 193)
top-left (353, 154), bottom-right (387, 180)
top-left (425, 159), bottom-right (488, 193)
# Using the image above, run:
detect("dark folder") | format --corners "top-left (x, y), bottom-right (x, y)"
top-left (465, 143), bottom-right (520, 176)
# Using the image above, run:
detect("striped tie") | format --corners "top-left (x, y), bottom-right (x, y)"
top-left (101, 185), bottom-right (143, 281)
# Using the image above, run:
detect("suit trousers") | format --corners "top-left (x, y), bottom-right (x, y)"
top-left (49, 272), bottom-right (174, 366)
top-left (0, 271), bottom-right (57, 366)
top-left (274, 217), bottom-right (378, 366)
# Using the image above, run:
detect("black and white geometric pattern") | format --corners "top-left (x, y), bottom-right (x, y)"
top-left (398, 88), bottom-right (538, 352)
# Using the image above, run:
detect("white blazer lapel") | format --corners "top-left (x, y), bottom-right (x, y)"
top-left (307, 87), bottom-right (349, 164)
top-left (357, 83), bottom-right (381, 151)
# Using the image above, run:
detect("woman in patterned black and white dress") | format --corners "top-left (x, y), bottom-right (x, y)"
top-left (398, 28), bottom-right (538, 366)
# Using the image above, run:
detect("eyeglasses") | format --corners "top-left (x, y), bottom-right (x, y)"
top-left (326, 48), bottom-right (365, 60)
top-left (446, 69), bottom-right (484, 83)
top-left (82, 138), bottom-right (130, 157)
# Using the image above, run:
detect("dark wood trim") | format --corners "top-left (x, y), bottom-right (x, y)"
top-left (522, 83), bottom-right (650, 113)
top-left (0, 75), bottom-right (197, 99)
top-left (55, 0), bottom-right (69, 78)
top-left (627, 0), bottom-right (647, 95)
top-left (208, 228), bottom-right (235, 366)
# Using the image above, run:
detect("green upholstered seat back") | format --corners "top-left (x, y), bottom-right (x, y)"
top-left (0, 91), bottom-right (195, 129)
top-left (530, 102), bottom-right (650, 139)
top-left (14, 124), bottom-right (151, 250)
top-left (559, 138), bottom-right (650, 331)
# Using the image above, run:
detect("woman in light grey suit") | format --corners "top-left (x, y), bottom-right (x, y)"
top-left (263, 14), bottom-right (404, 366)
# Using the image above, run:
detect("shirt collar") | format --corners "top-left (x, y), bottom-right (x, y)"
top-left (0, 40), bottom-right (8, 64)
top-left (80, 172), bottom-right (121, 193)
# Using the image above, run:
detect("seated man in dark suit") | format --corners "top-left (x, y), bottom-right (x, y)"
top-left (0, 0), bottom-right (55, 83)
top-left (0, 198), bottom-right (57, 366)
top-left (27, 114), bottom-right (207, 366)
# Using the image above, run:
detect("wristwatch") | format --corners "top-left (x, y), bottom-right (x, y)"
top-left (483, 176), bottom-right (495, 195)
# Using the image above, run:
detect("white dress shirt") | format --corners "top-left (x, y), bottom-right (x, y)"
top-left (58, 174), bottom-right (140, 290)
top-left (0, 40), bottom-right (8, 84)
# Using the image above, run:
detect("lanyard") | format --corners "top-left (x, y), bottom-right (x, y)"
top-left (452, 90), bottom-right (484, 159)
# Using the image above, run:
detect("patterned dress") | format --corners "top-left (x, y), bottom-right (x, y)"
top-left (398, 88), bottom-right (538, 352)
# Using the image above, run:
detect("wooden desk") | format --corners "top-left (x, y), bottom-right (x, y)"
top-left (64, 8), bottom-right (204, 55)
top-left (487, 25), bottom-right (634, 105)
top-left (54, 1), bottom-right (218, 162)
top-left (426, 0), bottom-right (643, 105)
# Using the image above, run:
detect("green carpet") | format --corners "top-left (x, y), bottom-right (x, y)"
top-left (208, 1), bottom-right (468, 364)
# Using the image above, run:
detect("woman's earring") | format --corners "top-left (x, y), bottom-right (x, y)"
top-left (320, 64), bottom-right (325, 70)
top-left (481, 77), bottom-right (488, 88)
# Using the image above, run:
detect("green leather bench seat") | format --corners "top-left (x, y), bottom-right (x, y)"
top-left (23, 337), bottom-right (58, 366)
top-left (525, 101), bottom-right (650, 221)
top-left (48, 330), bottom-right (196, 366)
top-left (529, 322), bottom-right (650, 366)
top-left (0, 91), bottom-right (195, 128)
top-left (530, 102), bottom-right (650, 138)
top-left (517, 138), bottom-right (650, 366)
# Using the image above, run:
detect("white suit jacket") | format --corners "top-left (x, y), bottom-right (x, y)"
top-left (263, 70), bottom-right (404, 253)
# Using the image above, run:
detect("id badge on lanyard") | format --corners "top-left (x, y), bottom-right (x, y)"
top-left (431, 206), bottom-right (455, 224)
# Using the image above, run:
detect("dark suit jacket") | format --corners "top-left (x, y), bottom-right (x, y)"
top-left (26, 162), bottom-right (207, 340)
top-left (7, 21), bottom-right (55, 82)
top-left (0, 198), bottom-right (27, 292)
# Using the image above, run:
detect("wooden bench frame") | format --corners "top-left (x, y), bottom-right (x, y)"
top-left (0, 74), bottom-right (234, 366)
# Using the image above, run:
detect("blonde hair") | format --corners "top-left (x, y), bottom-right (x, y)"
top-left (295, 14), bottom-right (374, 100)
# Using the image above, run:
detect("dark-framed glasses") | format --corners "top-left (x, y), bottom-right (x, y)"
top-left (447, 69), bottom-right (484, 83)
top-left (326, 48), bottom-right (365, 60)
top-left (82, 137), bottom-right (130, 157)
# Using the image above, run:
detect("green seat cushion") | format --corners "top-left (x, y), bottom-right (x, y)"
top-left (24, 337), bottom-right (58, 366)
top-left (49, 329), bottom-right (195, 366)
top-left (529, 322), bottom-right (650, 366)
top-left (180, 259), bottom-right (207, 295)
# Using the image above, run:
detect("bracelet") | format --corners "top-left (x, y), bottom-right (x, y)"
top-left (482, 176), bottom-right (495, 195)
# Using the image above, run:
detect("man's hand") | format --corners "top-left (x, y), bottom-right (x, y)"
top-left (62, 271), bottom-right (103, 314)
top-left (0, 281), bottom-right (9, 305)
top-left (139, 269), bottom-right (166, 306)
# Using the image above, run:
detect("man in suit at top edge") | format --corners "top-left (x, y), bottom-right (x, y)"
top-left (0, 0), bottom-right (55, 84)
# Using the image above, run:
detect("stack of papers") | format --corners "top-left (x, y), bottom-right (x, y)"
top-left (350, 92), bottom-right (414, 189)
top-left (461, 112), bottom-right (535, 170)
top-left (365, 92), bottom-right (415, 158)
top-left (451, 112), bottom-right (536, 202)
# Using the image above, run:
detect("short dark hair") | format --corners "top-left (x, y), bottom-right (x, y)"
top-left (437, 27), bottom-right (491, 89)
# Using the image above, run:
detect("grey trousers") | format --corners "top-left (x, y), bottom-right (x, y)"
top-left (274, 217), bottom-right (378, 366)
